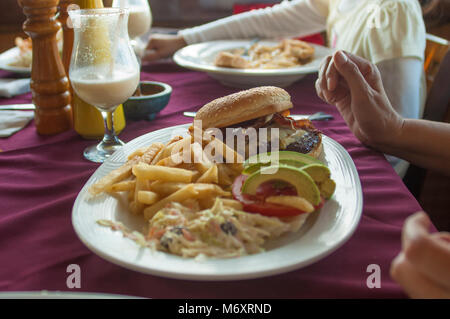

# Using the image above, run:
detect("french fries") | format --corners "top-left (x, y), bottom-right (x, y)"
top-left (137, 191), bottom-right (159, 205)
top-left (220, 198), bottom-right (244, 211)
top-left (89, 134), bottom-right (244, 222)
top-left (149, 181), bottom-right (188, 197)
top-left (89, 142), bottom-right (163, 196)
top-left (191, 183), bottom-right (231, 198)
top-left (144, 184), bottom-right (199, 220)
top-left (217, 164), bottom-right (233, 186)
top-left (202, 135), bottom-right (244, 172)
top-left (127, 147), bottom-right (146, 161)
top-left (107, 180), bottom-right (136, 193)
top-left (160, 135), bottom-right (192, 160)
top-left (89, 159), bottom-right (137, 196)
top-left (196, 164), bottom-right (218, 184)
top-left (130, 176), bottom-right (150, 214)
top-left (132, 163), bottom-right (196, 183)
top-left (140, 143), bottom-right (165, 164)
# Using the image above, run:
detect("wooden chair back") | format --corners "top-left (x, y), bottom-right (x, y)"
top-left (423, 34), bottom-right (450, 122)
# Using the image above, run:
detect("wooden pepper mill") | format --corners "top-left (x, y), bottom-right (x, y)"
top-left (19, 0), bottom-right (72, 135)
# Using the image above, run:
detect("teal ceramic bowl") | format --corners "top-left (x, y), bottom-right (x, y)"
top-left (123, 81), bottom-right (172, 121)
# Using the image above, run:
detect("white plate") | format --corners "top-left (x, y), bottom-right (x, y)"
top-left (173, 40), bottom-right (332, 88)
top-left (0, 291), bottom-right (142, 299)
top-left (72, 124), bottom-right (363, 281)
top-left (0, 47), bottom-right (31, 75)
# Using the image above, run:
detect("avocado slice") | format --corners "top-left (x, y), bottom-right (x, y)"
top-left (242, 165), bottom-right (321, 206)
top-left (319, 179), bottom-right (336, 199)
top-left (243, 159), bottom-right (305, 175)
top-left (301, 164), bottom-right (336, 199)
top-left (244, 151), bottom-right (322, 168)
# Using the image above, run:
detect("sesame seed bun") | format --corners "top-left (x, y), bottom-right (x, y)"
top-left (194, 86), bottom-right (293, 129)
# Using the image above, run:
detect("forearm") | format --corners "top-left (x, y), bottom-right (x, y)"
top-left (179, 0), bottom-right (327, 44)
top-left (377, 58), bottom-right (424, 119)
top-left (378, 119), bottom-right (450, 176)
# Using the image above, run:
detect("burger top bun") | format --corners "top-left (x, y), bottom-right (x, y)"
top-left (194, 86), bottom-right (293, 129)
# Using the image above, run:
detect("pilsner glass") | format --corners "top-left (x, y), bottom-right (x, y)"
top-left (112, 0), bottom-right (152, 56)
top-left (69, 8), bottom-right (139, 163)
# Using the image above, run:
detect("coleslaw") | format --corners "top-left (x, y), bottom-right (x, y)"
top-left (98, 198), bottom-right (311, 259)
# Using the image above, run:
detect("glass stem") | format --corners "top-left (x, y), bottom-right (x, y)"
top-left (101, 111), bottom-right (118, 145)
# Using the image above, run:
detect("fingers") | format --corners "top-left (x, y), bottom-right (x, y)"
top-left (146, 39), bottom-right (156, 51)
top-left (431, 232), bottom-right (450, 243)
top-left (316, 55), bottom-right (352, 106)
top-left (401, 211), bottom-right (450, 286)
top-left (316, 56), bottom-right (331, 102)
top-left (332, 51), bottom-right (370, 94)
top-left (315, 79), bottom-right (326, 102)
top-left (391, 211), bottom-right (450, 299)
top-left (142, 49), bottom-right (161, 62)
top-left (402, 211), bottom-right (431, 249)
top-left (143, 37), bottom-right (161, 62)
top-left (317, 56), bottom-right (343, 104)
top-left (145, 35), bottom-right (161, 51)
top-left (339, 51), bottom-right (374, 76)
top-left (325, 57), bottom-right (339, 91)
top-left (143, 34), bottom-right (187, 62)
top-left (319, 50), bottom-right (382, 97)
top-left (390, 252), bottom-right (450, 299)
top-left (318, 56), bottom-right (332, 92)
top-left (338, 51), bottom-right (383, 90)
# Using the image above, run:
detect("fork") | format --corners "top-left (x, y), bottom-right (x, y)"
top-left (182, 111), bottom-right (334, 121)
top-left (242, 37), bottom-right (261, 57)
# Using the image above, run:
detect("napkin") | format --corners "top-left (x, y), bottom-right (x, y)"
top-left (0, 110), bottom-right (34, 137)
top-left (0, 78), bottom-right (31, 98)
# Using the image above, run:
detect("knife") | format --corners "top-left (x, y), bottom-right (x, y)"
top-left (0, 103), bottom-right (35, 111)
top-left (183, 111), bottom-right (333, 121)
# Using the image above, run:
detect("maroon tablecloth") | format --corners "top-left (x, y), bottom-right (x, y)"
top-left (0, 62), bottom-right (423, 298)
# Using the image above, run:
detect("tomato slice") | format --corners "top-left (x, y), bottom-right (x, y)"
top-left (232, 175), bottom-right (319, 217)
top-left (255, 180), bottom-right (297, 198)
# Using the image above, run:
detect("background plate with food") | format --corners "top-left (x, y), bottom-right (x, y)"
top-left (72, 122), bottom-right (362, 281)
top-left (0, 33), bottom-right (63, 76)
top-left (173, 40), bottom-right (332, 88)
top-left (0, 47), bottom-right (31, 75)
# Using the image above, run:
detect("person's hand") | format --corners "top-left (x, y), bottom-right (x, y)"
top-left (315, 50), bottom-right (404, 149)
top-left (142, 34), bottom-right (187, 62)
top-left (390, 211), bottom-right (450, 298)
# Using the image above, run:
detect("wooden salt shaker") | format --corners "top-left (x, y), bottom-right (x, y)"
top-left (19, 0), bottom-right (72, 135)
top-left (58, 0), bottom-right (74, 77)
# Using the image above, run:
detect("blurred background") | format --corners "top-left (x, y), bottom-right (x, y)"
top-left (0, 0), bottom-right (278, 51)
top-left (1, 0), bottom-right (448, 48)
top-left (0, 1), bottom-right (275, 34)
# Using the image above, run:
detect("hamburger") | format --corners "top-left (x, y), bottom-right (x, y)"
top-left (194, 86), bottom-right (323, 159)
